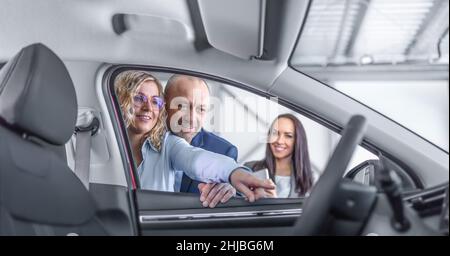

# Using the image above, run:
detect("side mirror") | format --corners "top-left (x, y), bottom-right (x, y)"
top-left (345, 158), bottom-right (418, 192)
top-left (345, 159), bottom-right (378, 186)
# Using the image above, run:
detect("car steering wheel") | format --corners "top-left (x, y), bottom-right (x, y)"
top-left (293, 115), bottom-right (368, 235)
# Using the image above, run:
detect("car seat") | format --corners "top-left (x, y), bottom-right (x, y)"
top-left (0, 43), bottom-right (108, 235)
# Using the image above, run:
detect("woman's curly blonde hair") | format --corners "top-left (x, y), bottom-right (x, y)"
top-left (114, 70), bottom-right (167, 151)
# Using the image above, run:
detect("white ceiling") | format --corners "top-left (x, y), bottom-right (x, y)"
top-left (292, 0), bottom-right (449, 66)
top-left (0, 0), bottom-right (308, 91)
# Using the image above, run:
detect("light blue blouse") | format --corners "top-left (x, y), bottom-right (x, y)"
top-left (137, 132), bottom-right (239, 192)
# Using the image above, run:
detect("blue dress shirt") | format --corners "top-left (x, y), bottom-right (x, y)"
top-left (175, 129), bottom-right (238, 193)
top-left (138, 132), bottom-right (238, 192)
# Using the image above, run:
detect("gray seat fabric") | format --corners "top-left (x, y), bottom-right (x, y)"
top-left (0, 43), bottom-right (107, 235)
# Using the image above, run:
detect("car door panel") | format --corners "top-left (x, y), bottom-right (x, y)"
top-left (90, 183), bottom-right (136, 235)
top-left (135, 190), bottom-right (303, 235)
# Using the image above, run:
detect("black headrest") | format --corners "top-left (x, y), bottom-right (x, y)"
top-left (0, 43), bottom-right (77, 145)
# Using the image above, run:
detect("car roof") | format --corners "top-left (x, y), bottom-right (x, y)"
top-left (0, 0), bottom-right (307, 91)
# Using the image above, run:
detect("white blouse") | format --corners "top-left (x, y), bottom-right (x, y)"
top-left (275, 175), bottom-right (291, 198)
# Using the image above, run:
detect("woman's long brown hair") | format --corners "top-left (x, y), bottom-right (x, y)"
top-left (259, 114), bottom-right (313, 195)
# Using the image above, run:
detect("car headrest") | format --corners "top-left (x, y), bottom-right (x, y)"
top-left (0, 43), bottom-right (77, 145)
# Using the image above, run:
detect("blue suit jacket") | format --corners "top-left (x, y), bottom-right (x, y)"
top-left (179, 129), bottom-right (238, 193)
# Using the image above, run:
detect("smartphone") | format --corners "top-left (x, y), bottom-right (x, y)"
top-left (252, 168), bottom-right (269, 180)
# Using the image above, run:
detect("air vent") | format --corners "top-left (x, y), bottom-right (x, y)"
top-left (404, 184), bottom-right (448, 217)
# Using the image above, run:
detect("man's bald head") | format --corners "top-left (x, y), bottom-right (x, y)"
top-left (165, 75), bottom-right (210, 143)
top-left (165, 75), bottom-right (209, 96)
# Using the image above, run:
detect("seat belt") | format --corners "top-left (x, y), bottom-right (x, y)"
top-left (74, 111), bottom-right (99, 190)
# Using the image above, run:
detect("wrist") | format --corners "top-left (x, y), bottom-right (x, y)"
top-left (228, 168), bottom-right (240, 184)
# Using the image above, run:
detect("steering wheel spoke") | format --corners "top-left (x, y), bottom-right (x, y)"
top-left (293, 115), bottom-right (368, 235)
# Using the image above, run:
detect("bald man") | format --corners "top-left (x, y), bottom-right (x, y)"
top-left (165, 75), bottom-right (238, 208)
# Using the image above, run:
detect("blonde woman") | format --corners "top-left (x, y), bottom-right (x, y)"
top-left (114, 71), bottom-right (273, 206)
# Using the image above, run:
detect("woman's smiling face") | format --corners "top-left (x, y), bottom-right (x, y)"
top-left (129, 80), bottom-right (161, 135)
top-left (269, 117), bottom-right (296, 161)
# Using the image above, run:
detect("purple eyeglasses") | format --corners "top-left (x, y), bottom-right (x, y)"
top-left (133, 94), bottom-right (164, 110)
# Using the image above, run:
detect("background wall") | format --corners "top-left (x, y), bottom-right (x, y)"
top-left (334, 80), bottom-right (449, 152)
top-left (155, 73), bottom-right (448, 177)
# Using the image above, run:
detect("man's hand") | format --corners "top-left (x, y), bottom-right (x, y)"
top-left (198, 183), bottom-right (236, 208)
top-left (229, 169), bottom-right (276, 202)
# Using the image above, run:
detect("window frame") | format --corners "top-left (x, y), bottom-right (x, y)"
top-left (103, 64), bottom-right (425, 193)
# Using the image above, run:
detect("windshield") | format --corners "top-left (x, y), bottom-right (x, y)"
top-left (290, 0), bottom-right (449, 152)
